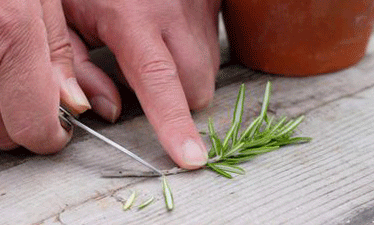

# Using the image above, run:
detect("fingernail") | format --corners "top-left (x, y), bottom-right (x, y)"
top-left (90, 96), bottom-right (119, 123)
top-left (182, 140), bottom-right (208, 167)
top-left (64, 78), bottom-right (91, 111)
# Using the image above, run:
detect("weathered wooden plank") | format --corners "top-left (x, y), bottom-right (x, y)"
top-left (39, 77), bottom-right (374, 225)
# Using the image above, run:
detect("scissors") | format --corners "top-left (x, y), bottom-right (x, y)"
top-left (59, 107), bottom-right (163, 177)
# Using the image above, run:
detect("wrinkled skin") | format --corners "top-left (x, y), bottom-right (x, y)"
top-left (0, 0), bottom-right (221, 169)
top-left (0, 0), bottom-right (90, 153)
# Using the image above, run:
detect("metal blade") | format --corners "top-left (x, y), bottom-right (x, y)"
top-left (59, 107), bottom-right (163, 176)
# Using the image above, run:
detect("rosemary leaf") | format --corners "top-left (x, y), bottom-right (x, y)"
top-left (276, 115), bottom-right (305, 137)
top-left (242, 137), bottom-right (272, 148)
top-left (208, 118), bottom-right (217, 157)
top-left (208, 118), bottom-right (224, 158)
top-left (264, 115), bottom-right (275, 132)
top-left (232, 84), bottom-right (246, 125)
top-left (259, 81), bottom-right (272, 122)
top-left (211, 163), bottom-right (245, 175)
top-left (138, 196), bottom-right (155, 210)
top-left (239, 116), bottom-right (262, 141)
top-left (123, 191), bottom-right (136, 210)
top-left (208, 117), bottom-right (216, 137)
top-left (267, 137), bottom-right (312, 146)
top-left (224, 155), bottom-right (257, 164)
top-left (208, 147), bottom-right (216, 158)
top-left (222, 122), bottom-right (239, 150)
top-left (269, 116), bottom-right (288, 134)
top-left (211, 134), bottom-right (223, 158)
top-left (223, 142), bottom-right (245, 158)
top-left (207, 163), bottom-right (233, 178)
top-left (232, 84), bottom-right (246, 145)
top-left (162, 176), bottom-right (174, 211)
top-left (239, 146), bottom-right (280, 155)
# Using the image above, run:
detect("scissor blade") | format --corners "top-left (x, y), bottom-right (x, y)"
top-left (59, 107), bottom-right (163, 176)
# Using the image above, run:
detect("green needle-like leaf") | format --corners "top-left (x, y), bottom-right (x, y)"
top-left (268, 137), bottom-right (312, 146)
top-left (269, 116), bottom-right (288, 134)
top-left (138, 196), bottom-right (155, 210)
top-left (123, 191), bottom-right (136, 211)
top-left (222, 122), bottom-right (239, 150)
top-left (224, 155), bottom-right (257, 164)
top-left (211, 134), bottom-right (223, 158)
top-left (162, 176), bottom-right (174, 211)
top-left (264, 115), bottom-right (275, 132)
top-left (208, 147), bottom-right (216, 158)
top-left (242, 137), bottom-right (272, 148)
top-left (232, 84), bottom-right (246, 145)
top-left (223, 142), bottom-right (245, 157)
top-left (208, 117), bottom-right (224, 158)
top-left (232, 84), bottom-right (246, 125)
top-left (207, 163), bottom-right (233, 178)
top-left (208, 117), bottom-right (216, 137)
top-left (259, 81), bottom-right (272, 122)
top-left (239, 146), bottom-right (280, 155)
top-left (276, 115), bottom-right (305, 137)
top-left (211, 163), bottom-right (245, 175)
top-left (239, 116), bottom-right (262, 141)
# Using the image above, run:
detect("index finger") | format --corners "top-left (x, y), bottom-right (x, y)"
top-left (99, 19), bottom-right (208, 169)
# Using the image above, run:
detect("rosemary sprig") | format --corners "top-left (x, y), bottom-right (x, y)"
top-left (206, 81), bottom-right (311, 178)
top-left (117, 82), bottom-right (310, 212)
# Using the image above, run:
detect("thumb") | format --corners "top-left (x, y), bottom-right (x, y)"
top-left (42, 0), bottom-right (91, 115)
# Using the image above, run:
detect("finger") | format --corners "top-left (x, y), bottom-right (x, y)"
top-left (0, 0), bottom-right (71, 153)
top-left (41, 0), bottom-right (91, 115)
top-left (166, 1), bottom-right (221, 110)
top-left (0, 115), bottom-right (18, 150)
top-left (68, 29), bottom-right (122, 122)
top-left (164, 20), bottom-right (219, 111)
top-left (99, 19), bottom-right (208, 169)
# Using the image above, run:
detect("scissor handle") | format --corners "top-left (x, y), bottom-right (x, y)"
top-left (59, 106), bottom-right (73, 132)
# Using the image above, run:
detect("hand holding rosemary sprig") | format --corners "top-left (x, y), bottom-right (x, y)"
top-left (206, 81), bottom-right (311, 178)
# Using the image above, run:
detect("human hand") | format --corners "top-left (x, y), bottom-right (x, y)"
top-left (63, 0), bottom-right (221, 169)
top-left (0, 0), bottom-right (92, 153)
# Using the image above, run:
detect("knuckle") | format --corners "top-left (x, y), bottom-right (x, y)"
top-left (139, 60), bottom-right (178, 77)
top-left (162, 106), bottom-right (189, 123)
top-left (49, 41), bottom-right (74, 64)
top-left (135, 60), bottom-right (197, 134)
top-left (134, 60), bottom-right (178, 90)
top-left (159, 107), bottom-right (193, 133)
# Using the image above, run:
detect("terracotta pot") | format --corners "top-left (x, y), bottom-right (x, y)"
top-left (222, 0), bottom-right (374, 76)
